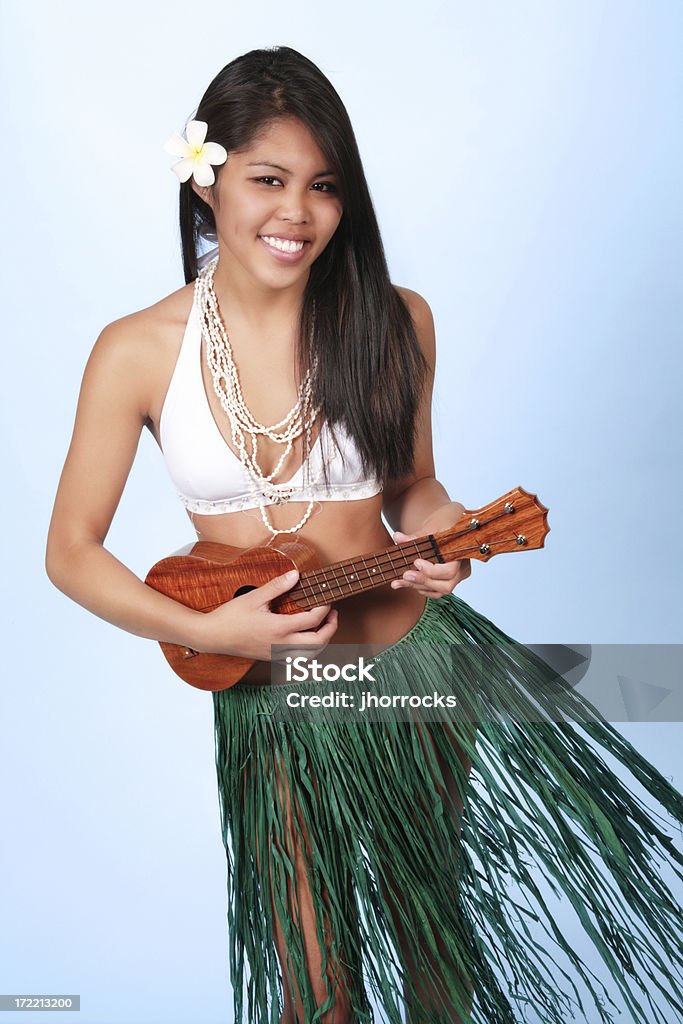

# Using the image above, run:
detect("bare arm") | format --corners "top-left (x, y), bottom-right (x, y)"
top-left (45, 316), bottom-right (207, 647)
top-left (45, 315), bottom-right (337, 659)
top-left (382, 288), bottom-right (465, 535)
top-left (381, 288), bottom-right (471, 598)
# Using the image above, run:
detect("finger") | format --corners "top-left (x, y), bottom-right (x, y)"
top-left (393, 530), bottom-right (421, 548)
top-left (412, 559), bottom-right (465, 579)
top-left (313, 609), bottom-right (340, 644)
top-left (274, 608), bottom-right (338, 657)
top-left (254, 568), bottom-right (299, 605)
top-left (411, 568), bottom-right (462, 588)
top-left (288, 609), bottom-right (339, 647)
top-left (281, 603), bottom-right (333, 632)
top-left (393, 576), bottom-right (457, 596)
top-left (418, 582), bottom-right (455, 597)
top-left (393, 568), bottom-right (449, 586)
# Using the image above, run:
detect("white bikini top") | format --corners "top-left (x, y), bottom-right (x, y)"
top-left (158, 291), bottom-right (383, 515)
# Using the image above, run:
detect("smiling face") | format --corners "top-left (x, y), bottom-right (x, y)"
top-left (193, 116), bottom-right (344, 292)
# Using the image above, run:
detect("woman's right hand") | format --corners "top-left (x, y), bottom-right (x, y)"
top-left (190, 569), bottom-right (338, 661)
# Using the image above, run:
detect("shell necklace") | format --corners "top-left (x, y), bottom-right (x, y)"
top-left (195, 257), bottom-right (329, 537)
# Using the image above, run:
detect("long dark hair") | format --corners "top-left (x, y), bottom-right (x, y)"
top-left (174, 45), bottom-right (429, 484)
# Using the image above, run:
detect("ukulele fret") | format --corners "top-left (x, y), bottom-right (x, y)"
top-left (397, 544), bottom-right (414, 567)
top-left (296, 579), bottom-right (316, 605)
top-left (314, 568), bottom-right (334, 602)
top-left (358, 555), bottom-right (373, 589)
top-left (339, 562), bottom-right (353, 594)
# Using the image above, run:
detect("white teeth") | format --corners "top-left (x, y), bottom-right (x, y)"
top-left (261, 235), bottom-right (305, 253)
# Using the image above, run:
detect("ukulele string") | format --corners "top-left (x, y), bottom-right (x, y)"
top-left (300, 505), bottom-right (519, 588)
top-left (294, 506), bottom-right (528, 602)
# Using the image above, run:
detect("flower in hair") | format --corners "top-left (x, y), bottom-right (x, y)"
top-left (163, 120), bottom-right (227, 186)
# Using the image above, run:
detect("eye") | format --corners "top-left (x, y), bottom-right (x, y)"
top-left (253, 177), bottom-right (338, 193)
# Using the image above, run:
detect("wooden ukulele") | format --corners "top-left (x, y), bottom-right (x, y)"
top-left (145, 485), bottom-right (550, 691)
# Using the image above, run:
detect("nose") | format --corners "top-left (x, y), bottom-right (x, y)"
top-left (277, 188), bottom-right (311, 225)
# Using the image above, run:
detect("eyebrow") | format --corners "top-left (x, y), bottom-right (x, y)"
top-left (247, 161), bottom-right (337, 177)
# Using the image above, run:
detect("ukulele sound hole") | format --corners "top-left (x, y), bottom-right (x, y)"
top-left (233, 585), bottom-right (257, 598)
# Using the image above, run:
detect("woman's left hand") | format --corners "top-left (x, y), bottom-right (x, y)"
top-left (390, 509), bottom-right (471, 599)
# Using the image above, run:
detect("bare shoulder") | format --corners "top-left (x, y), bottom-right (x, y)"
top-left (96, 280), bottom-right (194, 356)
top-left (394, 284), bottom-right (432, 317)
top-left (393, 284), bottom-right (436, 367)
top-left (90, 281), bottom-right (196, 427)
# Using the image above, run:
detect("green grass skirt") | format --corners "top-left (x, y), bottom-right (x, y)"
top-left (212, 593), bottom-right (683, 1023)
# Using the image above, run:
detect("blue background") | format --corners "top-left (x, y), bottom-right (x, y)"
top-left (2, 2), bottom-right (681, 1021)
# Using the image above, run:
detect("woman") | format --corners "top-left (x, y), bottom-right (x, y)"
top-left (46, 46), bottom-right (683, 1024)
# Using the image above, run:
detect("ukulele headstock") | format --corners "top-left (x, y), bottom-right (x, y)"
top-left (436, 486), bottom-right (550, 563)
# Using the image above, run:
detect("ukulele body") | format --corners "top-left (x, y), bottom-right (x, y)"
top-left (145, 537), bottom-right (321, 691)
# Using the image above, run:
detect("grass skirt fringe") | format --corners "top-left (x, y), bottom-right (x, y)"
top-left (212, 593), bottom-right (683, 1023)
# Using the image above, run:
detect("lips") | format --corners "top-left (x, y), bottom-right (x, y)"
top-left (259, 234), bottom-right (310, 243)
top-left (258, 235), bottom-right (311, 263)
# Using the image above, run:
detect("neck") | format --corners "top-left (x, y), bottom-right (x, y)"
top-left (283, 529), bottom-right (458, 609)
top-left (210, 244), bottom-right (309, 329)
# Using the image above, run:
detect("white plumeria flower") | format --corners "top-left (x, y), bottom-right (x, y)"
top-left (163, 120), bottom-right (227, 187)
